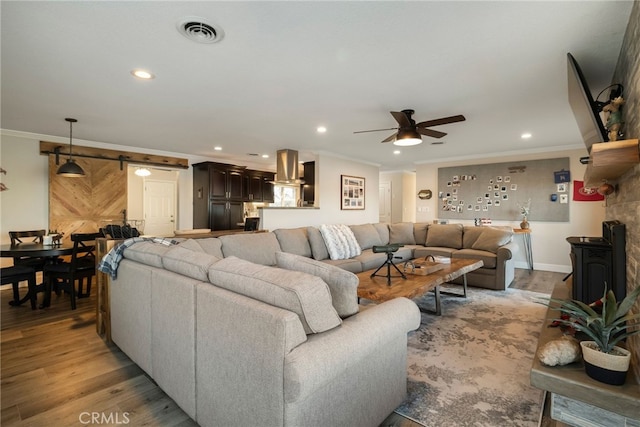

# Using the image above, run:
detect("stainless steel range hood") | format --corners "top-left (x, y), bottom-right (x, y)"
top-left (274, 149), bottom-right (303, 184)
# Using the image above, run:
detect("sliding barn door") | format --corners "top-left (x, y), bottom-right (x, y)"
top-left (49, 156), bottom-right (126, 244)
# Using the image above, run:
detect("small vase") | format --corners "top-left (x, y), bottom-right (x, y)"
top-left (580, 341), bottom-right (631, 385)
top-left (520, 218), bottom-right (529, 229)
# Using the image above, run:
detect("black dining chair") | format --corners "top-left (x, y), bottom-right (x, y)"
top-left (9, 229), bottom-right (48, 271)
top-left (1, 265), bottom-right (37, 310)
top-left (43, 231), bottom-right (104, 310)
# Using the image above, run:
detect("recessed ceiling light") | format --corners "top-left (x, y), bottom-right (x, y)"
top-left (393, 150), bottom-right (401, 155)
top-left (214, 146), bottom-right (222, 151)
top-left (317, 126), bottom-right (327, 133)
top-left (131, 69), bottom-right (155, 79)
top-left (262, 154), bottom-right (269, 158)
top-left (521, 133), bottom-right (532, 139)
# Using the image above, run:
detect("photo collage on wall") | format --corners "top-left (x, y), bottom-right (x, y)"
top-left (437, 157), bottom-right (571, 222)
top-left (341, 175), bottom-right (365, 210)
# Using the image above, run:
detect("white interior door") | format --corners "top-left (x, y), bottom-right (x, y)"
top-left (144, 180), bottom-right (176, 237)
top-left (379, 181), bottom-right (392, 223)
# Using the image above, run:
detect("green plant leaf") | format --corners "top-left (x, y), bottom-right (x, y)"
top-left (615, 286), bottom-right (640, 319)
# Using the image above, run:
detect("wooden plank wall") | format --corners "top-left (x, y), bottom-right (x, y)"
top-left (48, 156), bottom-right (126, 244)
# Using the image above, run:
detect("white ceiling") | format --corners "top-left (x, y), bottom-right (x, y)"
top-left (1, 1), bottom-right (634, 171)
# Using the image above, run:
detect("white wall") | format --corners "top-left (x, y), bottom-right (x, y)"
top-left (260, 152), bottom-right (380, 230)
top-left (414, 148), bottom-right (605, 272)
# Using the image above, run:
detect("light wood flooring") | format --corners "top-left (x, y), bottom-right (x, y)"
top-left (1, 269), bottom-right (565, 427)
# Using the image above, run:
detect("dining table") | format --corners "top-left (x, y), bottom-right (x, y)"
top-left (1, 242), bottom-right (74, 308)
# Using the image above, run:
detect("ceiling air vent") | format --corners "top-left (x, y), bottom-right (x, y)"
top-left (177, 17), bottom-right (224, 44)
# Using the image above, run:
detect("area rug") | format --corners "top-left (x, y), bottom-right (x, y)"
top-left (395, 286), bottom-right (550, 427)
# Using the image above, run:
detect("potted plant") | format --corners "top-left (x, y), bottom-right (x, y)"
top-left (517, 198), bottom-right (531, 229)
top-left (548, 285), bottom-right (640, 385)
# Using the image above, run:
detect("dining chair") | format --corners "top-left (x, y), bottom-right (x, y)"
top-left (1, 265), bottom-right (37, 310)
top-left (43, 231), bottom-right (104, 310)
top-left (8, 229), bottom-right (48, 271)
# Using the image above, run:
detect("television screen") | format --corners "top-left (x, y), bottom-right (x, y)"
top-left (567, 53), bottom-right (608, 153)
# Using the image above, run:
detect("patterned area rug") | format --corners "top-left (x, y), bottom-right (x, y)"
top-left (395, 286), bottom-right (550, 427)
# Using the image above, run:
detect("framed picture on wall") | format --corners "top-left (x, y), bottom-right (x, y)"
top-left (341, 175), bottom-right (365, 210)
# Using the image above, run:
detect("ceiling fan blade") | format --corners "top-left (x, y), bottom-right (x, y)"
top-left (381, 133), bottom-right (398, 143)
top-left (353, 127), bottom-right (399, 134)
top-left (416, 114), bottom-right (466, 128)
top-left (417, 128), bottom-right (447, 139)
top-left (390, 111), bottom-right (412, 127)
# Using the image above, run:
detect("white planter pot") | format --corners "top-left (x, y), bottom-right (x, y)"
top-left (580, 341), bottom-right (631, 385)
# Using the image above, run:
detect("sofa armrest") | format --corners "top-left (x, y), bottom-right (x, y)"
top-left (497, 241), bottom-right (518, 262)
top-left (284, 297), bottom-right (420, 402)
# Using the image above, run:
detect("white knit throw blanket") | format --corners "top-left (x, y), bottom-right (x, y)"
top-left (318, 224), bottom-right (362, 260)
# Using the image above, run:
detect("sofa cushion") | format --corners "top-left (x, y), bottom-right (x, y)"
top-left (275, 251), bottom-right (359, 318)
top-left (389, 222), bottom-right (416, 245)
top-left (452, 249), bottom-right (496, 269)
top-left (209, 256), bottom-right (341, 334)
top-left (413, 222), bottom-right (430, 246)
top-left (181, 237), bottom-right (224, 258)
top-left (462, 226), bottom-right (485, 249)
top-left (274, 228), bottom-right (312, 257)
top-left (321, 258), bottom-right (363, 273)
top-left (307, 227), bottom-right (329, 261)
top-left (349, 224), bottom-right (383, 250)
top-left (123, 242), bottom-right (171, 268)
top-left (163, 246), bottom-right (220, 281)
top-left (373, 223), bottom-right (390, 245)
top-left (426, 223), bottom-right (463, 249)
top-left (177, 238), bottom-right (205, 252)
top-left (219, 232), bottom-right (281, 265)
top-left (319, 224), bottom-right (362, 260)
top-left (472, 228), bottom-right (513, 253)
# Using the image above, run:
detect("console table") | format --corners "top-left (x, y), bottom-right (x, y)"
top-left (513, 228), bottom-right (533, 271)
top-left (530, 281), bottom-right (639, 426)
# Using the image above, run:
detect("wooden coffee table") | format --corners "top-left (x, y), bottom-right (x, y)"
top-left (357, 258), bottom-right (483, 315)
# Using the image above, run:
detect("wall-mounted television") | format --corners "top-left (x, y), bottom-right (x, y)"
top-left (567, 52), bottom-right (609, 153)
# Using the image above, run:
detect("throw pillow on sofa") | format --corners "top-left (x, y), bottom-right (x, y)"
top-left (389, 222), bottom-right (416, 245)
top-left (275, 251), bottom-right (359, 318)
top-left (349, 223), bottom-right (383, 250)
top-left (425, 223), bottom-right (464, 249)
top-left (163, 246), bottom-right (220, 282)
top-left (472, 228), bottom-right (513, 252)
top-left (319, 224), bottom-right (362, 260)
top-left (307, 226), bottom-right (330, 261)
top-left (273, 228), bottom-right (312, 257)
top-left (208, 256), bottom-right (342, 334)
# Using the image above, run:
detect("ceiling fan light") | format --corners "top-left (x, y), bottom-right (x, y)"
top-left (57, 159), bottom-right (85, 177)
top-left (394, 128), bottom-right (423, 146)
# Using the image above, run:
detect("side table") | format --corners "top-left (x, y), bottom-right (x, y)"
top-left (513, 228), bottom-right (533, 272)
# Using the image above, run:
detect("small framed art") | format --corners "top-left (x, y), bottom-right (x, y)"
top-left (341, 175), bottom-right (365, 210)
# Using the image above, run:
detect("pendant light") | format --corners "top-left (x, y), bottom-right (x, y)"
top-left (134, 167), bottom-right (151, 177)
top-left (57, 118), bottom-right (85, 177)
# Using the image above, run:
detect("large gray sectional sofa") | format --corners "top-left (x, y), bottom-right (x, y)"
top-left (108, 222), bottom-right (517, 427)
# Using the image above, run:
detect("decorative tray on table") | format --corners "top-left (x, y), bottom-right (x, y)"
top-left (403, 255), bottom-right (446, 275)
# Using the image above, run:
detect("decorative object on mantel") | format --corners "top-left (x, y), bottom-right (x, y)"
top-left (517, 198), bottom-right (531, 229)
top-left (0, 167), bottom-right (7, 191)
top-left (596, 182), bottom-right (615, 196)
top-left (538, 336), bottom-right (581, 366)
top-left (544, 285), bottom-right (640, 385)
top-left (56, 118), bottom-right (86, 177)
top-left (602, 96), bottom-right (625, 141)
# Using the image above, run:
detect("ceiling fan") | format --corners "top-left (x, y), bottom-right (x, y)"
top-left (354, 109), bottom-right (466, 146)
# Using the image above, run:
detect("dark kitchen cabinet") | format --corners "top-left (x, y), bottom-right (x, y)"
top-left (193, 162), bottom-right (274, 230)
top-left (302, 161), bottom-right (315, 205)
top-left (210, 200), bottom-right (244, 231)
